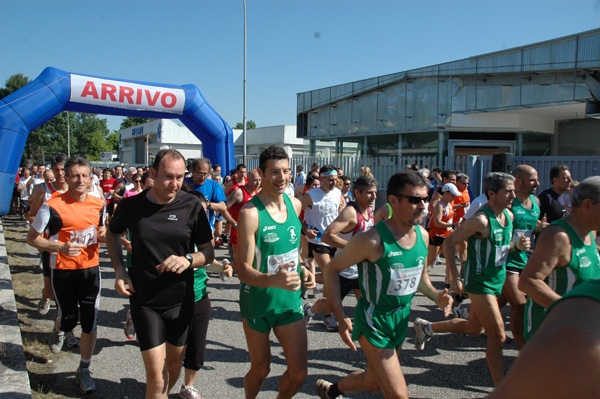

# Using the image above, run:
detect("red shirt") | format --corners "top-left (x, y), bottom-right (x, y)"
top-left (100, 178), bottom-right (117, 204)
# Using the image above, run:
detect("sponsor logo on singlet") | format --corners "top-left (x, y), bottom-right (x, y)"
top-left (262, 225), bottom-right (276, 232)
top-left (388, 251), bottom-right (403, 258)
top-left (580, 256), bottom-right (591, 268)
top-left (576, 248), bottom-right (586, 257)
top-left (167, 214), bottom-right (178, 221)
top-left (264, 233), bottom-right (279, 243)
top-left (288, 226), bottom-right (298, 244)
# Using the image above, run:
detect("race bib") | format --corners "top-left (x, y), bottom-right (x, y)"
top-left (70, 225), bottom-right (97, 246)
top-left (387, 265), bottom-right (423, 296)
top-left (267, 248), bottom-right (299, 274)
top-left (495, 244), bottom-right (510, 267)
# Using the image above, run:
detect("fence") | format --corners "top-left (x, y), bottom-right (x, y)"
top-left (235, 155), bottom-right (600, 196)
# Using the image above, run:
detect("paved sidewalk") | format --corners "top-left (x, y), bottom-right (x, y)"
top-left (3, 216), bottom-right (518, 398)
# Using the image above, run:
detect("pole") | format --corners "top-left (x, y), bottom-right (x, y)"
top-left (243, 0), bottom-right (247, 164)
top-left (67, 112), bottom-right (70, 158)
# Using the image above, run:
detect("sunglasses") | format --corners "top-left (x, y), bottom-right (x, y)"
top-left (395, 194), bottom-right (429, 204)
top-left (133, 180), bottom-right (142, 183)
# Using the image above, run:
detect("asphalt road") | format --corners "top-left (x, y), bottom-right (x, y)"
top-left (7, 218), bottom-right (518, 398)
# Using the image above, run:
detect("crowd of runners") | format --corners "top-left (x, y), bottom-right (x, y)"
top-left (8, 146), bottom-right (600, 398)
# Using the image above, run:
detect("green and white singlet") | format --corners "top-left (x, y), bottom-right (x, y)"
top-left (239, 194), bottom-right (302, 320)
top-left (524, 219), bottom-right (600, 341)
top-left (505, 195), bottom-right (540, 271)
top-left (358, 221), bottom-right (427, 308)
top-left (464, 206), bottom-right (512, 296)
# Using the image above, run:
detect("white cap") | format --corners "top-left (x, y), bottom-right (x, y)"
top-left (442, 183), bottom-right (461, 196)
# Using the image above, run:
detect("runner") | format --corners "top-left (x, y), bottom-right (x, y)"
top-left (538, 164), bottom-right (572, 223)
top-left (27, 154), bottom-right (70, 317)
top-left (501, 165), bottom-right (545, 348)
top-left (519, 175), bottom-right (600, 341)
top-left (316, 171), bottom-right (452, 399)
top-left (226, 169), bottom-right (261, 266)
top-left (425, 183), bottom-right (459, 269)
top-left (414, 172), bottom-right (530, 386)
top-left (26, 156), bottom-right (106, 394)
top-left (301, 164), bottom-right (345, 331)
top-left (488, 279), bottom-right (600, 398)
top-left (106, 149), bottom-right (214, 399)
top-left (235, 145), bottom-right (315, 399)
top-left (305, 175), bottom-right (378, 323)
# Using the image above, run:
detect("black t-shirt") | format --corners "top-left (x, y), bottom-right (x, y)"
top-left (538, 188), bottom-right (566, 223)
top-left (109, 190), bottom-right (212, 308)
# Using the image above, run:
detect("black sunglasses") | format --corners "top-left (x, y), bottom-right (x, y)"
top-left (395, 194), bottom-right (429, 204)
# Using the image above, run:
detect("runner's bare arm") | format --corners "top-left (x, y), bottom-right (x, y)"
top-left (325, 230), bottom-right (382, 351)
top-left (322, 205), bottom-right (358, 249)
top-left (519, 226), bottom-right (570, 308)
top-left (374, 204), bottom-right (389, 224)
top-left (106, 228), bottom-right (134, 296)
top-left (443, 212), bottom-right (489, 295)
top-left (26, 185), bottom-right (44, 223)
top-left (417, 227), bottom-right (453, 317)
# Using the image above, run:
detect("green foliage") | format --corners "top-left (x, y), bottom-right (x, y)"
top-left (120, 117), bottom-right (154, 130)
top-left (234, 120), bottom-right (256, 129)
top-left (0, 73), bottom-right (30, 99)
top-left (106, 132), bottom-right (120, 152)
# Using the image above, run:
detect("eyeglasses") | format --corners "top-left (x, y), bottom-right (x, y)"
top-left (395, 194), bottom-right (429, 204)
top-left (195, 173), bottom-right (210, 177)
top-left (134, 180), bottom-right (142, 183)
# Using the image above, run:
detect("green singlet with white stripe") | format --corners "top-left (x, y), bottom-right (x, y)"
top-left (524, 219), bottom-right (600, 341)
top-left (505, 195), bottom-right (540, 270)
top-left (239, 194), bottom-right (302, 320)
top-left (464, 206), bottom-right (512, 296)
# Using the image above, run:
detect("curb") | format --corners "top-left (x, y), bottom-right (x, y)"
top-left (0, 219), bottom-right (32, 398)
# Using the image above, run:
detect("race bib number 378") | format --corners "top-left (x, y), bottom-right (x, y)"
top-left (387, 265), bottom-right (423, 297)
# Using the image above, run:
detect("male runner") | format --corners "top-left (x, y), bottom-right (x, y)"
top-left (305, 176), bottom-right (378, 322)
top-left (425, 183), bottom-right (459, 269)
top-left (538, 164), bottom-right (572, 223)
top-left (501, 165), bottom-right (545, 348)
top-left (414, 172), bottom-right (530, 386)
top-left (519, 175), bottom-right (600, 341)
top-left (27, 156), bottom-right (106, 394)
top-left (487, 279), bottom-right (600, 399)
top-left (107, 149), bottom-right (214, 399)
top-left (301, 164), bottom-right (345, 330)
top-left (226, 169), bottom-right (261, 265)
top-left (224, 163), bottom-right (248, 196)
top-left (28, 154), bottom-right (70, 316)
top-left (427, 169), bottom-right (457, 213)
top-left (316, 171), bottom-right (452, 399)
top-left (235, 145), bottom-right (315, 399)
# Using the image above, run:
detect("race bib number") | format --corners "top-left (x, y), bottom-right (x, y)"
top-left (387, 265), bottom-right (423, 296)
top-left (495, 244), bottom-right (510, 267)
top-left (70, 225), bottom-right (97, 246)
top-left (267, 248), bottom-right (299, 274)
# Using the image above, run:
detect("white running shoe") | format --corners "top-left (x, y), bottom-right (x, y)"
top-left (414, 317), bottom-right (432, 350)
top-left (179, 384), bottom-right (203, 399)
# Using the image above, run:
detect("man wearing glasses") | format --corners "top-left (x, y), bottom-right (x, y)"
top-left (186, 158), bottom-right (228, 235)
top-left (317, 171), bottom-right (452, 398)
top-left (340, 176), bottom-right (353, 205)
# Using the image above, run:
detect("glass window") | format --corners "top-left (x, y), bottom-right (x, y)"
top-left (522, 133), bottom-right (552, 155)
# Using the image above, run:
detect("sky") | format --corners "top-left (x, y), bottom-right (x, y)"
top-left (1, 1), bottom-right (599, 132)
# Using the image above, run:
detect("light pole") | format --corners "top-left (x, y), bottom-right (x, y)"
top-left (243, 0), bottom-right (247, 164)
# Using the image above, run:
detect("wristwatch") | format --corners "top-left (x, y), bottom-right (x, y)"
top-left (185, 253), bottom-right (193, 267)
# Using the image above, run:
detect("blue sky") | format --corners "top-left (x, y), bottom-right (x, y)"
top-left (1, 1), bottom-right (599, 132)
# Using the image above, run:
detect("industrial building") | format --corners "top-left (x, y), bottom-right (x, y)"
top-left (297, 29), bottom-right (600, 163)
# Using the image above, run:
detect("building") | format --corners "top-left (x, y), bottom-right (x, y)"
top-left (297, 29), bottom-right (600, 163)
top-left (119, 120), bottom-right (304, 165)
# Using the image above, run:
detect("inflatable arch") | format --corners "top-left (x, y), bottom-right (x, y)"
top-left (0, 67), bottom-right (234, 215)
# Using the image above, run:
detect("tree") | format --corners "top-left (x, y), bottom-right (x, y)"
top-left (106, 132), bottom-right (120, 152)
top-left (235, 120), bottom-right (256, 129)
top-left (120, 117), bottom-right (154, 130)
top-left (0, 73), bottom-right (30, 100)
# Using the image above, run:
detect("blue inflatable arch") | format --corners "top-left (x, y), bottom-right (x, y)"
top-left (0, 67), bottom-right (234, 215)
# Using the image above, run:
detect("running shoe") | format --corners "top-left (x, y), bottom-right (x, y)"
top-left (75, 367), bottom-right (97, 394)
top-left (37, 295), bottom-right (51, 316)
top-left (48, 327), bottom-right (65, 354)
top-left (124, 310), bottom-right (136, 340)
top-left (303, 302), bottom-right (313, 325)
top-left (414, 317), bottom-right (432, 351)
top-left (316, 379), bottom-right (342, 399)
top-left (323, 314), bottom-right (339, 332)
top-left (214, 238), bottom-right (223, 247)
top-left (453, 305), bottom-right (470, 320)
top-left (313, 284), bottom-right (323, 295)
top-left (221, 234), bottom-right (229, 244)
top-left (179, 384), bottom-right (203, 399)
top-left (65, 331), bottom-right (80, 348)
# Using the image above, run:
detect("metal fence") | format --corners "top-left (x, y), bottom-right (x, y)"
top-left (235, 155), bottom-right (600, 195)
